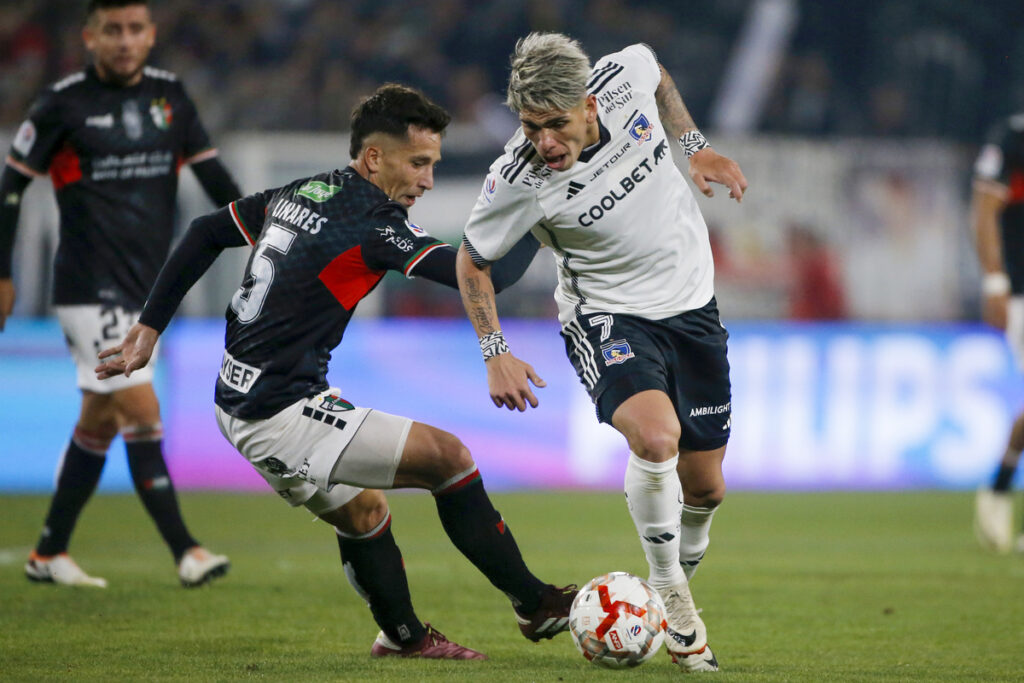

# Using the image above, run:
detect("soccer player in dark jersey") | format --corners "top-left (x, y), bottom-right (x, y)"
top-left (972, 111), bottom-right (1024, 554)
top-left (95, 83), bottom-right (573, 660)
top-left (0, 0), bottom-right (239, 587)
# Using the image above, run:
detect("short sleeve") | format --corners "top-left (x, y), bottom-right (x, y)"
top-left (975, 117), bottom-right (1023, 186)
top-left (602, 44), bottom-right (661, 95)
top-left (6, 88), bottom-right (68, 175)
top-left (462, 138), bottom-right (545, 265)
top-left (360, 204), bottom-right (450, 275)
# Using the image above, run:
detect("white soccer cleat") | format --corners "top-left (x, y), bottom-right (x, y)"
top-left (25, 552), bottom-right (108, 588)
top-left (659, 580), bottom-right (708, 658)
top-left (178, 546), bottom-right (230, 587)
top-left (974, 487), bottom-right (1013, 553)
top-left (670, 643), bottom-right (720, 673)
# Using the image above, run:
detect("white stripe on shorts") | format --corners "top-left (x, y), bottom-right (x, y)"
top-left (563, 319), bottom-right (600, 390)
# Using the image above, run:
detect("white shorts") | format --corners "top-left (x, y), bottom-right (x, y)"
top-left (215, 388), bottom-right (412, 516)
top-left (56, 304), bottom-right (160, 393)
top-left (1007, 296), bottom-right (1024, 371)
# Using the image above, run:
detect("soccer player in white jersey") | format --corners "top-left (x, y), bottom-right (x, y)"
top-left (456, 32), bottom-right (747, 673)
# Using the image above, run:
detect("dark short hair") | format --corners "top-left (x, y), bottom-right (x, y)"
top-left (349, 83), bottom-right (451, 159)
top-left (87, 0), bottom-right (148, 20)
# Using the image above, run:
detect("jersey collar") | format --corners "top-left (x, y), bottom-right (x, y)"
top-left (577, 117), bottom-right (611, 164)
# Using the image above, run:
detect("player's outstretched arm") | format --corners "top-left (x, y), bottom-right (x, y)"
top-left (409, 232), bottom-right (540, 293)
top-left (654, 64), bottom-right (747, 202)
top-left (95, 205), bottom-right (250, 380)
top-left (96, 323), bottom-right (159, 379)
top-left (456, 242), bottom-right (545, 411)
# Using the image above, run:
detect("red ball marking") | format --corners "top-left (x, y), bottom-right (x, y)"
top-left (594, 584), bottom-right (647, 638)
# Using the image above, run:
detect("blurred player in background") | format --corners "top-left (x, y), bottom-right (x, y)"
top-left (971, 111), bottom-right (1024, 554)
top-left (0, 0), bottom-right (238, 587)
top-left (96, 83), bottom-right (572, 659)
top-left (457, 32), bottom-right (747, 672)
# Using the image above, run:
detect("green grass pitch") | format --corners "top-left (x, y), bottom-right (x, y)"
top-left (1, 490), bottom-right (1022, 681)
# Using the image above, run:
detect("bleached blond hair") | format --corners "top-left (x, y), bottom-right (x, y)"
top-left (506, 32), bottom-right (591, 113)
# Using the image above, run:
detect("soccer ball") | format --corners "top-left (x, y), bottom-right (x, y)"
top-left (569, 571), bottom-right (666, 668)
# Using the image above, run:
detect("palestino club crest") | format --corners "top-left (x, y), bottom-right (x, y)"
top-left (601, 339), bottom-right (635, 366)
top-left (320, 394), bottom-right (354, 412)
top-left (149, 98), bottom-right (173, 130)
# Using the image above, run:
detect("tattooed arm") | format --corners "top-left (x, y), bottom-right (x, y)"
top-left (654, 64), bottom-right (700, 140)
top-left (654, 64), bottom-right (748, 202)
top-left (456, 242), bottom-right (545, 411)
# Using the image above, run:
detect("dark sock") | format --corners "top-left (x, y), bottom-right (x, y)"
top-left (36, 440), bottom-right (107, 556)
top-left (126, 440), bottom-right (197, 561)
top-left (993, 463), bottom-right (1016, 492)
top-left (336, 520), bottom-right (426, 646)
top-left (433, 472), bottom-right (545, 612)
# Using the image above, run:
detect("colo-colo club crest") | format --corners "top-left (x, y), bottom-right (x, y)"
top-left (601, 339), bottom-right (635, 366)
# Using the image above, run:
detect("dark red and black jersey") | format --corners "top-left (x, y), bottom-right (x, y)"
top-left (5, 65), bottom-right (218, 307)
top-left (216, 167), bottom-right (449, 418)
top-left (975, 113), bottom-right (1024, 292)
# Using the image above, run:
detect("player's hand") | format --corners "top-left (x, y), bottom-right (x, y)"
top-left (0, 278), bottom-right (14, 332)
top-left (95, 322), bottom-right (159, 379)
top-left (982, 292), bottom-right (1009, 330)
top-left (689, 148), bottom-right (747, 202)
top-left (485, 352), bottom-right (546, 411)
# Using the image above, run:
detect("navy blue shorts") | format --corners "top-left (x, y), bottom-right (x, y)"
top-left (561, 297), bottom-right (731, 451)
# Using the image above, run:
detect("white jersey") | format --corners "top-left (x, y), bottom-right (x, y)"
top-left (463, 44), bottom-right (715, 325)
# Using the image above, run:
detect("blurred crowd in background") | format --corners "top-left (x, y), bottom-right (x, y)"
top-left (2, 0), bottom-right (1022, 322)
top-left (2, 0), bottom-right (1022, 141)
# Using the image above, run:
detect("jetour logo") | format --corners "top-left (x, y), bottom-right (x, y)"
top-left (297, 180), bottom-right (344, 202)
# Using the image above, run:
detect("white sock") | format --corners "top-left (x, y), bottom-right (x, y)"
top-left (679, 504), bottom-right (716, 581)
top-left (624, 452), bottom-right (685, 590)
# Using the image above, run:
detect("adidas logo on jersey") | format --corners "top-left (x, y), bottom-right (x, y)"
top-left (566, 180), bottom-right (586, 200)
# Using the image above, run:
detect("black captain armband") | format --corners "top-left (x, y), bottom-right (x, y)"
top-left (480, 330), bottom-right (510, 361)
top-left (678, 130), bottom-right (709, 158)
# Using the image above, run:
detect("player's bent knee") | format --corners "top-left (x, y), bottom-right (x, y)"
top-left (629, 429), bottom-right (682, 463)
top-left (433, 431), bottom-right (474, 477)
top-left (321, 490), bottom-right (388, 535)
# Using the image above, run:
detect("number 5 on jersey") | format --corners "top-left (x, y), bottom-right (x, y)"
top-left (231, 224), bottom-right (296, 323)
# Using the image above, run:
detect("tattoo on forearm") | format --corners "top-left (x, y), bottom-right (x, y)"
top-left (462, 276), bottom-right (496, 335)
top-left (655, 66), bottom-right (696, 140)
